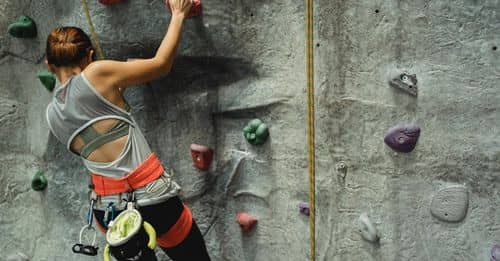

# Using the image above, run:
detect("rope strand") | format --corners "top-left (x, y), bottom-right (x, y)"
top-left (305, 0), bottom-right (316, 261)
top-left (82, 0), bottom-right (105, 59)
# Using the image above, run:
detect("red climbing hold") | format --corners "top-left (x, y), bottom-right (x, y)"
top-left (236, 212), bottom-right (257, 232)
top-left (98, 0), bottom-right (124, 5)
top-left (166, 0), bottom-right (202, 18)
top-left (190, 144), bottom-right (214, 171)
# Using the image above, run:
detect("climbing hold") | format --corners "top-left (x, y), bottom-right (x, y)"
top-left (430, 186), bottom-right (468, 223)
top-left (166, 0), bottom-right (202, 18)
top-left (8, 16), bottom-right (37, 38)
top-left (6, 253), bottom-right (29, 261)
top-left (37, 70), bottom-right (56, 92)
top-left (335, 161), bottom-right (348, 178)
top-left (357, 213), bottom-right (379, 243)
top-left (98, 0), bottom-right (125, 5)
top-left (491, 245), bottom-right (500, 261)
top-left (299, 202), bottom-right (310, 216)
top-left (384, 124), bottom-right (420, 153)
top-left (236, 212), bottom-right (257, 232)
top-left (243, 119), bottom-right (269, 145)
top-left (190, 144), bottom-right (214, 171)
top-left (31, 171), bottom-right (47, 191)
top-left (388, 71), bottom-right (418, 96)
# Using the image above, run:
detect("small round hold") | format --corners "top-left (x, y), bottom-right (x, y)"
top-left (236, 212), bottom-right (257, 232)
top-left (299, 202), bottom-right (310, 216)
top-left (31, 171), bottom-right (47, 191)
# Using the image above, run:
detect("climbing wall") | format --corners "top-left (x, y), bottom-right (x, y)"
top-left (314, 0), bottom-right (500, 260)
top-left (0, 0), bottom-right (308, 260)
top-left (1, 0), bottom-right (499, 261)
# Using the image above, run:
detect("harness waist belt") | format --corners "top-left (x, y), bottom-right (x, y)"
top-left (91, 153), bottom-right (164, 196)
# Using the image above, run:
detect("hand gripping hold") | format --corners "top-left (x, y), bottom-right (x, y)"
top-left (166, 0), bottom-right (202, 18)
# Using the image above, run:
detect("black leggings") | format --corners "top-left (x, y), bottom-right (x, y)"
top-left (94, 196), bottom-right (211, 261)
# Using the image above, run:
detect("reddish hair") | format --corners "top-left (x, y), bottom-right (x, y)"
top-left (46, 27), bottom-right (94, 67)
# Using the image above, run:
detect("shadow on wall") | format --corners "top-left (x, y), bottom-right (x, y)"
top-left (151, 55), bottom-right (258, 93)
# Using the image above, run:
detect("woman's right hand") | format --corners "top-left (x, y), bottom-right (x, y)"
top-left (168, 0), bottom-right (193, 18)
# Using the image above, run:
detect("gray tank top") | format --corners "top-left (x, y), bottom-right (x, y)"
top-left (46, 73), bottom-right (180, 210)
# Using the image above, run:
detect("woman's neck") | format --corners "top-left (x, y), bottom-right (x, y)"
top-left (55, 66), bottom-right (83, 85)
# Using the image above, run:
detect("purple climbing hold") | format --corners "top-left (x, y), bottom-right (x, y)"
top-left (491, 245), bottom-right (500, 261)
top-left (384, 124), bottom-right (421, 153)
top-left (299, 202), bottom-right (310, 216)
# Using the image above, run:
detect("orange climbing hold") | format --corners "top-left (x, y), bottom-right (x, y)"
top-left (190, 144), bottom-right (214, 171)
top-left (98, 0), bottom-right (124, 5)
top-left (236, 212), bottom-right (257, 232)
top-left (166, 0), bottom-right (202, 18)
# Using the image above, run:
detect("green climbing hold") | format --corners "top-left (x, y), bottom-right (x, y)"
top-left (37, 70), bottom-right (56, 92)
top-left (243, 119), bottom-right (269, 145)
top-left (31, 171), bottom-right (47, 191)
top-left (8, 16), bottom-right (37, 38)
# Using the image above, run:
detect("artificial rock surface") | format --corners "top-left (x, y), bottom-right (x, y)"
top-left (0, 1), bottom-right (498, 261)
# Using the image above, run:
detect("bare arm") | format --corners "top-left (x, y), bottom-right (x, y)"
top-left (84, 0), bottom-right (193, 91)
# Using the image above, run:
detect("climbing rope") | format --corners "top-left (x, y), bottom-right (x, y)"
top-left (305, 0), bottom-right (316, 260)
top-left (82, 0), bottom-right (105, 59)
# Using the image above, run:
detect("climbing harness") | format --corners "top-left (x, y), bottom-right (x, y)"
top-left (305, 0), bottom-right (316, 260)
top-left (72, 199), bottom-right (99, 256)
top-left (81, 0), bottom-right (105, 59)
top-left (103, 196), bottom-right (157, 261)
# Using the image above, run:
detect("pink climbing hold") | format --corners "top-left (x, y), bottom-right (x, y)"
top-left (98, 0), bottom-right (124, 5)
top-left (236, 212), bottom-right (257, 232)
top-left (166, 0), bottom-right (202, 18)
top-left (190, 144), bottom-right (214, 171)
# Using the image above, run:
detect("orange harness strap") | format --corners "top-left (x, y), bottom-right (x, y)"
top-left (91, 153), bottom-right (164, 196)
top-left (157, 204), bottom-right (193, 248)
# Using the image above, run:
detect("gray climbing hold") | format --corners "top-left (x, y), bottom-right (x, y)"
top-left (388, 71), bottom-right (418, 96)
top-left (491, 245), bottom-right (500, 261)
top-left (335, 161), bottom-right (348, 178)
top-left (357, 213), bottom-right (379, 243)
top-left (430, 186), bottom-right (468, 223)
top-left (6, 252), bottom-right (30, 261)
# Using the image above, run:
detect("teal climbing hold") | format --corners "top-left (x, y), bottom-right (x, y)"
top-left (243, 119), bottom-right (269, 145)
top-left (8, 16), bottom-right (37, 38)
top-left (31, 171), bottom-right (47, 191)
top-left (37, 70), bottom-right (56, 92)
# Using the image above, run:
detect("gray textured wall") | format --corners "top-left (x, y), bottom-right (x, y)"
top-left (0, 0), bottom-right (499, 261)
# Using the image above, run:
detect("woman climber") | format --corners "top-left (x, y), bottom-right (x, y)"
top-left (45, 0), bottom-right (211, 260)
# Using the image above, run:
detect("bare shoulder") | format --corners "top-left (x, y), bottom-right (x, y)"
top-left (82, 60), bottom-right (119, 93)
